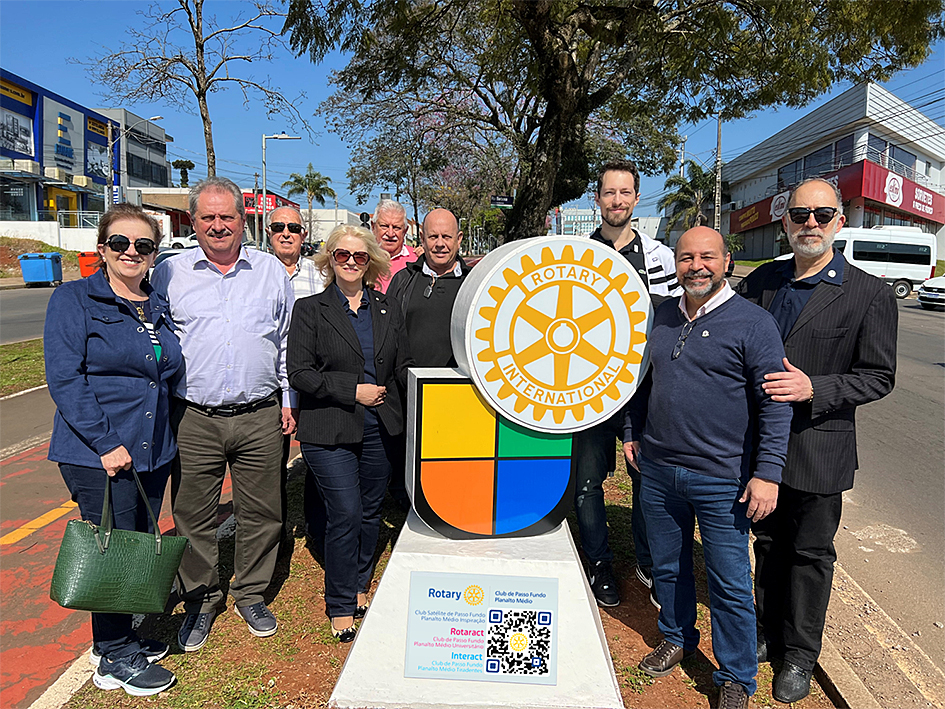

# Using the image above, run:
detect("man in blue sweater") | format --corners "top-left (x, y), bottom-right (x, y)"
top-left (624, 227), bottom-right (792, 709)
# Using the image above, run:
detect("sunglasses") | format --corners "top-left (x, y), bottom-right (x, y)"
top-left (787, 207), bottom-right (838, 225)
top-left (672, 320), bottom-right (695, 360)
top-left (270, 222), bottom-right (303, 234)
top-left (105, 234), bottom-right (157, 256)
top-left (332, 249), bottom-right (370, 266)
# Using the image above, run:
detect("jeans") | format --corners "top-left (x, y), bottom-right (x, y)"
top-left (639, 454), bottom-right (757, 694)
top-left (572, 415), bottom-right (651, 567)
top-left (301, 422), bottom-right (392, 618)
top-left (753, 485), bottom-right (842, 671)
top-left (59, 462), bottom-right (170, 661)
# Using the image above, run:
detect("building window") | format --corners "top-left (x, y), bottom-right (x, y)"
top-left (834, 135), bottom-right (855, 167)
top-left (890, 145), bottom-right (916, 171)
top-left (803, 145), bottom-right (833, 178)
top-left (867, 134), bottom-right (887, 164)
top-left (778, 159), bottom-right (803, 190)
top-left (863, 205), bottom-right (881, 228)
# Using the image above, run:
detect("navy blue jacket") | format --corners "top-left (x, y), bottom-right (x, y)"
top-left (44, 270), bottom-right (184, 471)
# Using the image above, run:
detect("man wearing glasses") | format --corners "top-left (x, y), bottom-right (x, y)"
top-left (736, 178), bottom-right (897, 703)
top-left (268, 206), bottom-right (326, 545)
top-left (623, 226), bottom-right (791, 709)
top-left (372, 199), bottom-right (418, 293)
top-left (151, 177), bottom-right (295, 652)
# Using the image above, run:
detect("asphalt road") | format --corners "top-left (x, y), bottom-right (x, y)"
top-left (832, 299), bottom-right (945, 667)
top-left (0, 287), bottom-right (55, 344)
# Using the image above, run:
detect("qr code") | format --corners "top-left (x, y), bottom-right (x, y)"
top-left (485, 609), bottom-right (552, 675)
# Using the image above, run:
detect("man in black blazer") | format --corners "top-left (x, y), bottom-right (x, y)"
top-left (736, 177), bottom-right (898, 703)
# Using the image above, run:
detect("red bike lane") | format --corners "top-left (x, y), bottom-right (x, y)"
top-left (0, 441), bottom-right (238, 708)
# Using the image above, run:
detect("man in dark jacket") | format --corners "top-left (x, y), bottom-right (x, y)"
top-left (737, 177), bottom-right (898, 703)
top-left (388, 208), bottom-right (470, 367)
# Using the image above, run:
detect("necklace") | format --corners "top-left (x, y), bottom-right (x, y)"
top-left (123, 297), bottom-right (148, 323)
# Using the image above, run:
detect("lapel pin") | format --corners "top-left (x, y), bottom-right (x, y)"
top-left (702, 330), bottom-right (710, 337)
top-left (381, 309), bottom-right (387, 314)
top-left (828, 269), bottom-right (836, 278)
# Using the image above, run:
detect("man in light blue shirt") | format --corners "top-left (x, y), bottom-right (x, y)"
top-left (151, 176), bottom-right (295, 651)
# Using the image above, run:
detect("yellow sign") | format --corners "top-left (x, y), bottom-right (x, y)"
top-left (87, 117), bottom-right (108, 137)
top-left (0, 78), bottom-right (33, 106)
top-left (454, 237), bottom-right (652, 433)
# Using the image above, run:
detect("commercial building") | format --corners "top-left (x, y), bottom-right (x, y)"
top-left (724, 82), bottom-right (945, 259)
top-left (0, 69), bottom-right (172, 224)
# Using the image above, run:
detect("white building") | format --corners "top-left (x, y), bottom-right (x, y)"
top-left (722, 83), bottom-right (945, 259)
top-left (95, 109), bottom-right (172, 196)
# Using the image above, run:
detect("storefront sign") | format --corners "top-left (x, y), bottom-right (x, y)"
top-left (1, 78), bottom-right (33, 107)
top-left (405, 571), bottom-right (558, 685)
top-left (242, 191), bottom-right (300, 215)
top-left (87, 117), bottom-right (108, 138)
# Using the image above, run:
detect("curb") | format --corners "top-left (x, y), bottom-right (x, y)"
top-left (816, 635), bottom-right (882, 709)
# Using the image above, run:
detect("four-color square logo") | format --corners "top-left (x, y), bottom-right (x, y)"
top-left (410, 378), bottom-right (573, 539)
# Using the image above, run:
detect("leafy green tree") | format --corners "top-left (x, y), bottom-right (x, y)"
top-left (282, 165), bottom-right (337, 235)
top-left (658, 160), bottom-right (728, 235)
top-left (172, 159), bottom-right (195, 187)
top-left (284, 0), bottom-right (942, 241)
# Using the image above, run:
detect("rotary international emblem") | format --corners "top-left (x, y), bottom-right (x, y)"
top-left (452, 237), bottom-right (652, 433)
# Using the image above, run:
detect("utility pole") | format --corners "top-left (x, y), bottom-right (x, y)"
top-left (106, 122), bottom-right (114, 206)
top-left (253, 172), bottom-right (261, 247)
top-left (714, 114), bottom-right (722, 232)
top-left (679, 135), bottom-right (687, 177)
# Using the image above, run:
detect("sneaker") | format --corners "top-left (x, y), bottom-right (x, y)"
top-left (93, 653), bottom-right (175, 696)
top-left (233, 602), bottom-right (278, 637)
top-left (639, 639), bottom-right (695, 678)
top-left (90, 638), bottom-right (168, 667)
top-left (177, 610), bottom-right (215, 652)
top-left (649, 586), bottom-right (661, 611)
top-left (717, 681), bottom-right (749, 709)
top-left (635, 564), bottom-right (654, 589)
top-left (588, 560), bottom-right (620, 607)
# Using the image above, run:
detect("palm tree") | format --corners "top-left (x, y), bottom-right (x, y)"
top-left (658, 160), bottom-right (726, 235)
top-left (281, 165), bottom-right (337, 236)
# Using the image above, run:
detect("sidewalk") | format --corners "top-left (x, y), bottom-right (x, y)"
top-left (1, 389), bottom-right (938, 708)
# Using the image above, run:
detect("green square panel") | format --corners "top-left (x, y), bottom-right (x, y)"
top-left (497, 418), bottom-right (572, 458)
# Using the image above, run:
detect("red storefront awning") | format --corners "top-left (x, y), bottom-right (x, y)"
top-left (729, 161), bottom-right (945, 233)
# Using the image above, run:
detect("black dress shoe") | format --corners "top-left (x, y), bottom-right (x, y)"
top-left (773, 661), bottom-right (812, 703)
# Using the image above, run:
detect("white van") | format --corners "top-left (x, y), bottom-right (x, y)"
top-left (834, 226), bottom-right (937, 299)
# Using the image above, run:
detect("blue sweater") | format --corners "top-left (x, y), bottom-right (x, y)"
top-left (624, 295), bottom-right (791, 483)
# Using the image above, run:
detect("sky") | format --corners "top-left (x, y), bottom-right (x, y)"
top-left (1, 0), bottom-right (943, 218)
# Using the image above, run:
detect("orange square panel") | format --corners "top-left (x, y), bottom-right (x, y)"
top-left (420, 460), bottom-right (495, 535)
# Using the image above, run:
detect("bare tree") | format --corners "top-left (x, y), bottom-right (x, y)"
top-left (77, 0), bottom-right (313, 175)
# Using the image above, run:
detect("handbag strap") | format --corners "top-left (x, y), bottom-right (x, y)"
top-left (98, 465), bottom-right (166, 555)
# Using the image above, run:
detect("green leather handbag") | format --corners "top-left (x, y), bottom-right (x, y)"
top-left (50, 467), bottom-right (188, 614)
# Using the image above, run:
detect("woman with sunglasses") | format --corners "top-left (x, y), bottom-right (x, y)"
top-left (43, 204), bottom-right (183, 696)
top-left (287, 224), bottom-right (413, 642)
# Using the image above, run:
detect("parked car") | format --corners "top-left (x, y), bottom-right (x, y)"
top-left (169, 234), bottom-right (199, 249)
top-left (832, 226), bottom-right (936, 299)
top-left (917, 275), bottom-right (945, 311)
top-left (149, 247), bottom-right (189, 277)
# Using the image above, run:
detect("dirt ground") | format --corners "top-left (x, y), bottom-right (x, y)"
top-left (61, 460), bottom-right (837, 709)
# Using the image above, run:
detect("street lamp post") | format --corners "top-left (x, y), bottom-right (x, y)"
top-left (261, 132), bottom-right (301, 249)
top-left (106, 115), bottom-right (163, 205)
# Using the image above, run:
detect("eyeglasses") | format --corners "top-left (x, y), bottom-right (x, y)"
top-left (424, 275), bottom-right (436, 298)
top-left (105, 234), bottom-right (157, 256)
top-left (672, 320), bottom-right (696, 360)
top-left (270, 222), bottom-right (303, 234)
top-left (332, 249), bottom-right (370, 266)
top-left (787, 207), bottom-right (838, 225)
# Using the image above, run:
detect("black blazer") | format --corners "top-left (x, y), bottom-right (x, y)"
top-left (287, 285), bottom-right (413, 446)
top-left (737, 259), bottom-right (897, 494)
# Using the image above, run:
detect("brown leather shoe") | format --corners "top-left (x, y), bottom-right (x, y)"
top-left (638, 639), bottom-right (694, 677)
top-left (716, 681), bottom-right (749, 709)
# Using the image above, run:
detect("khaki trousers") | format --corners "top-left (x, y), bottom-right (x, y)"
top-left (171, 398), bottom-right (284, 613)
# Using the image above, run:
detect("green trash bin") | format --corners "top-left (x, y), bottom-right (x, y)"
top-left (18, 253), bottom-right (63, 286)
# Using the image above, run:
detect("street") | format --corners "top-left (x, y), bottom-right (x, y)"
top-left (0, 287), bottom-right (55, 345)
top-left (0, 291), bottom-right (942, 706)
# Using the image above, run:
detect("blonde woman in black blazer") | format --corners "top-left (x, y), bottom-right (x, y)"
top-left (287, 224), bottom-right (412, 643)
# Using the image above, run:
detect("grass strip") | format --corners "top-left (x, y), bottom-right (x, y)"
top-left (0, 338), bottom-right (46, 396)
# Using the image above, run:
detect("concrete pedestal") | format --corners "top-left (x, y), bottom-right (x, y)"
top-left (329, 510), bottom-right (624, 709)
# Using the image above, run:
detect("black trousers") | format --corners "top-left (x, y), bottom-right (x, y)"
top-left (752, 484), bottom-right (843, 671)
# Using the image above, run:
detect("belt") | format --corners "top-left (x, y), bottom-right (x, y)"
top-left (179, 392), bottom-right (279, 418)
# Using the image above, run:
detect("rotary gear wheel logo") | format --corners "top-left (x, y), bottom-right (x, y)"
top-left (508, 632), bottom-right (529, 652)
top-left (463, 585), bottom-right (484, 605)
top-left (472, 242), bottom-right (649, 431)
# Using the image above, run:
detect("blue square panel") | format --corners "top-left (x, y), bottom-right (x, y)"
top-left (494, 459), bottom-right (571, 535)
